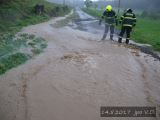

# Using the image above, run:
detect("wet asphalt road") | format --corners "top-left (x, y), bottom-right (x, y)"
top-left (72, 8), bottom-right (120, 41)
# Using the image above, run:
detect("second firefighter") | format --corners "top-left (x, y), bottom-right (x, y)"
top-left (118, 8), bottom-right (137, 44)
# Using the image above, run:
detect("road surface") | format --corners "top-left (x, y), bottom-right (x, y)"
top-left (0, 9), bottom-right (160, 120)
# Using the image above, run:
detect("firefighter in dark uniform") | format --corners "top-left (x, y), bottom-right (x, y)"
top-left (118, 8), bottom-right (136, 44)
top-left (99, 5), bottom-right (117, 41)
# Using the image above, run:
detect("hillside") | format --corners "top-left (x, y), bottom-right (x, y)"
top-left (0, 0), bottom-right (70, 34)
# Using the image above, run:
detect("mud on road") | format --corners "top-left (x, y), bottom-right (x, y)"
top-left (0, 10), bottom-right (160, 120)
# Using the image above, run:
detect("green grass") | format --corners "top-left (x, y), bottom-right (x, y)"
top-left (0, 53), bottom-right (28, 75)
top-left (0, 0), bottom-right (71, 34)
top-left (82, 7), bottom-right (160, 51)
top-left (132, 18), bottom-right (160, 51)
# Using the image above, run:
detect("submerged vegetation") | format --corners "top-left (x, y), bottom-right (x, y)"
top-left (0, 33), bottom-right (47, 75)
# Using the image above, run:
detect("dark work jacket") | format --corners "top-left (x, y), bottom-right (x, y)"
top-left (120, 12), bottom-right (136, 27)
top-left (101, 10), bottom-right (117, 25)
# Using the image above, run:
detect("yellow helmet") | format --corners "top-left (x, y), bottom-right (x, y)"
top-left (106, 5), bottom-right (112, 12)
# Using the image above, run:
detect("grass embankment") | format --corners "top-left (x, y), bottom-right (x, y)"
top-left (82, 8), bottom-right (160, 51)
top-left (0, 0), bottom-right (71, 75)
top-left (132, 19), bottom-right (160, 51)
top-left (0, 0), bottom-right (71, 34)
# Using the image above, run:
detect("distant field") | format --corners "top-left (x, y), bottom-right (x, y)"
top-left (82, 8), bottom-right (160, 51)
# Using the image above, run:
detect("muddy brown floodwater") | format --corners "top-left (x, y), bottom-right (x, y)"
top-left (0, 10), bottom-right (160, 120)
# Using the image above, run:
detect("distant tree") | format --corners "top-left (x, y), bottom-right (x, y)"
top-left (84, 0), bottom-right (93, 8)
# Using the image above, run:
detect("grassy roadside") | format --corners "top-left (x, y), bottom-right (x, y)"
top-left (82, 7), bottom-right (160, 51)
top-left (0, 0), bottom-right (71, 34)
top-left (0, 0), bottom-right (71, 75)
top-left (132, 18), bottom-right (160, 51)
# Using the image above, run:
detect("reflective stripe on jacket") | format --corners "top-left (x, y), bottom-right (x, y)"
top-left (120, 12), bottom-right (136, 27)
top-left (102, 10), bottom-right (117, 25)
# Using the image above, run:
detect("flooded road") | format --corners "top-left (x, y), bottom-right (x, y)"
top-left (72, 8), bottom-right (106, 38)
top-left (0, 9), bottom-right (160, 120)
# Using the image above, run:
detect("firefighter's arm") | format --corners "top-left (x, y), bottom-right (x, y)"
top-left (133, 14), bottom-right (137, 27)
top-left (115, 15), bottom-right (118, 26)
top-left (119, 13), bottom-right (125, 24)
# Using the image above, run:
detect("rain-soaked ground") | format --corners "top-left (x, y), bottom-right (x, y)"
top-left (0, 8), bottom-right (160, 120)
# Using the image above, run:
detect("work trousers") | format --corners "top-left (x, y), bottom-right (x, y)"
top-left (118, 26), bottom-right (132, 44)
top-left (102, 24), bottom-right (114, 40)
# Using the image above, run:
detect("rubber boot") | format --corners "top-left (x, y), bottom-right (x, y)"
top-left (118, 38), bottom-right (122, 43)
top-left (126, 39), bottom-right (129, 44)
